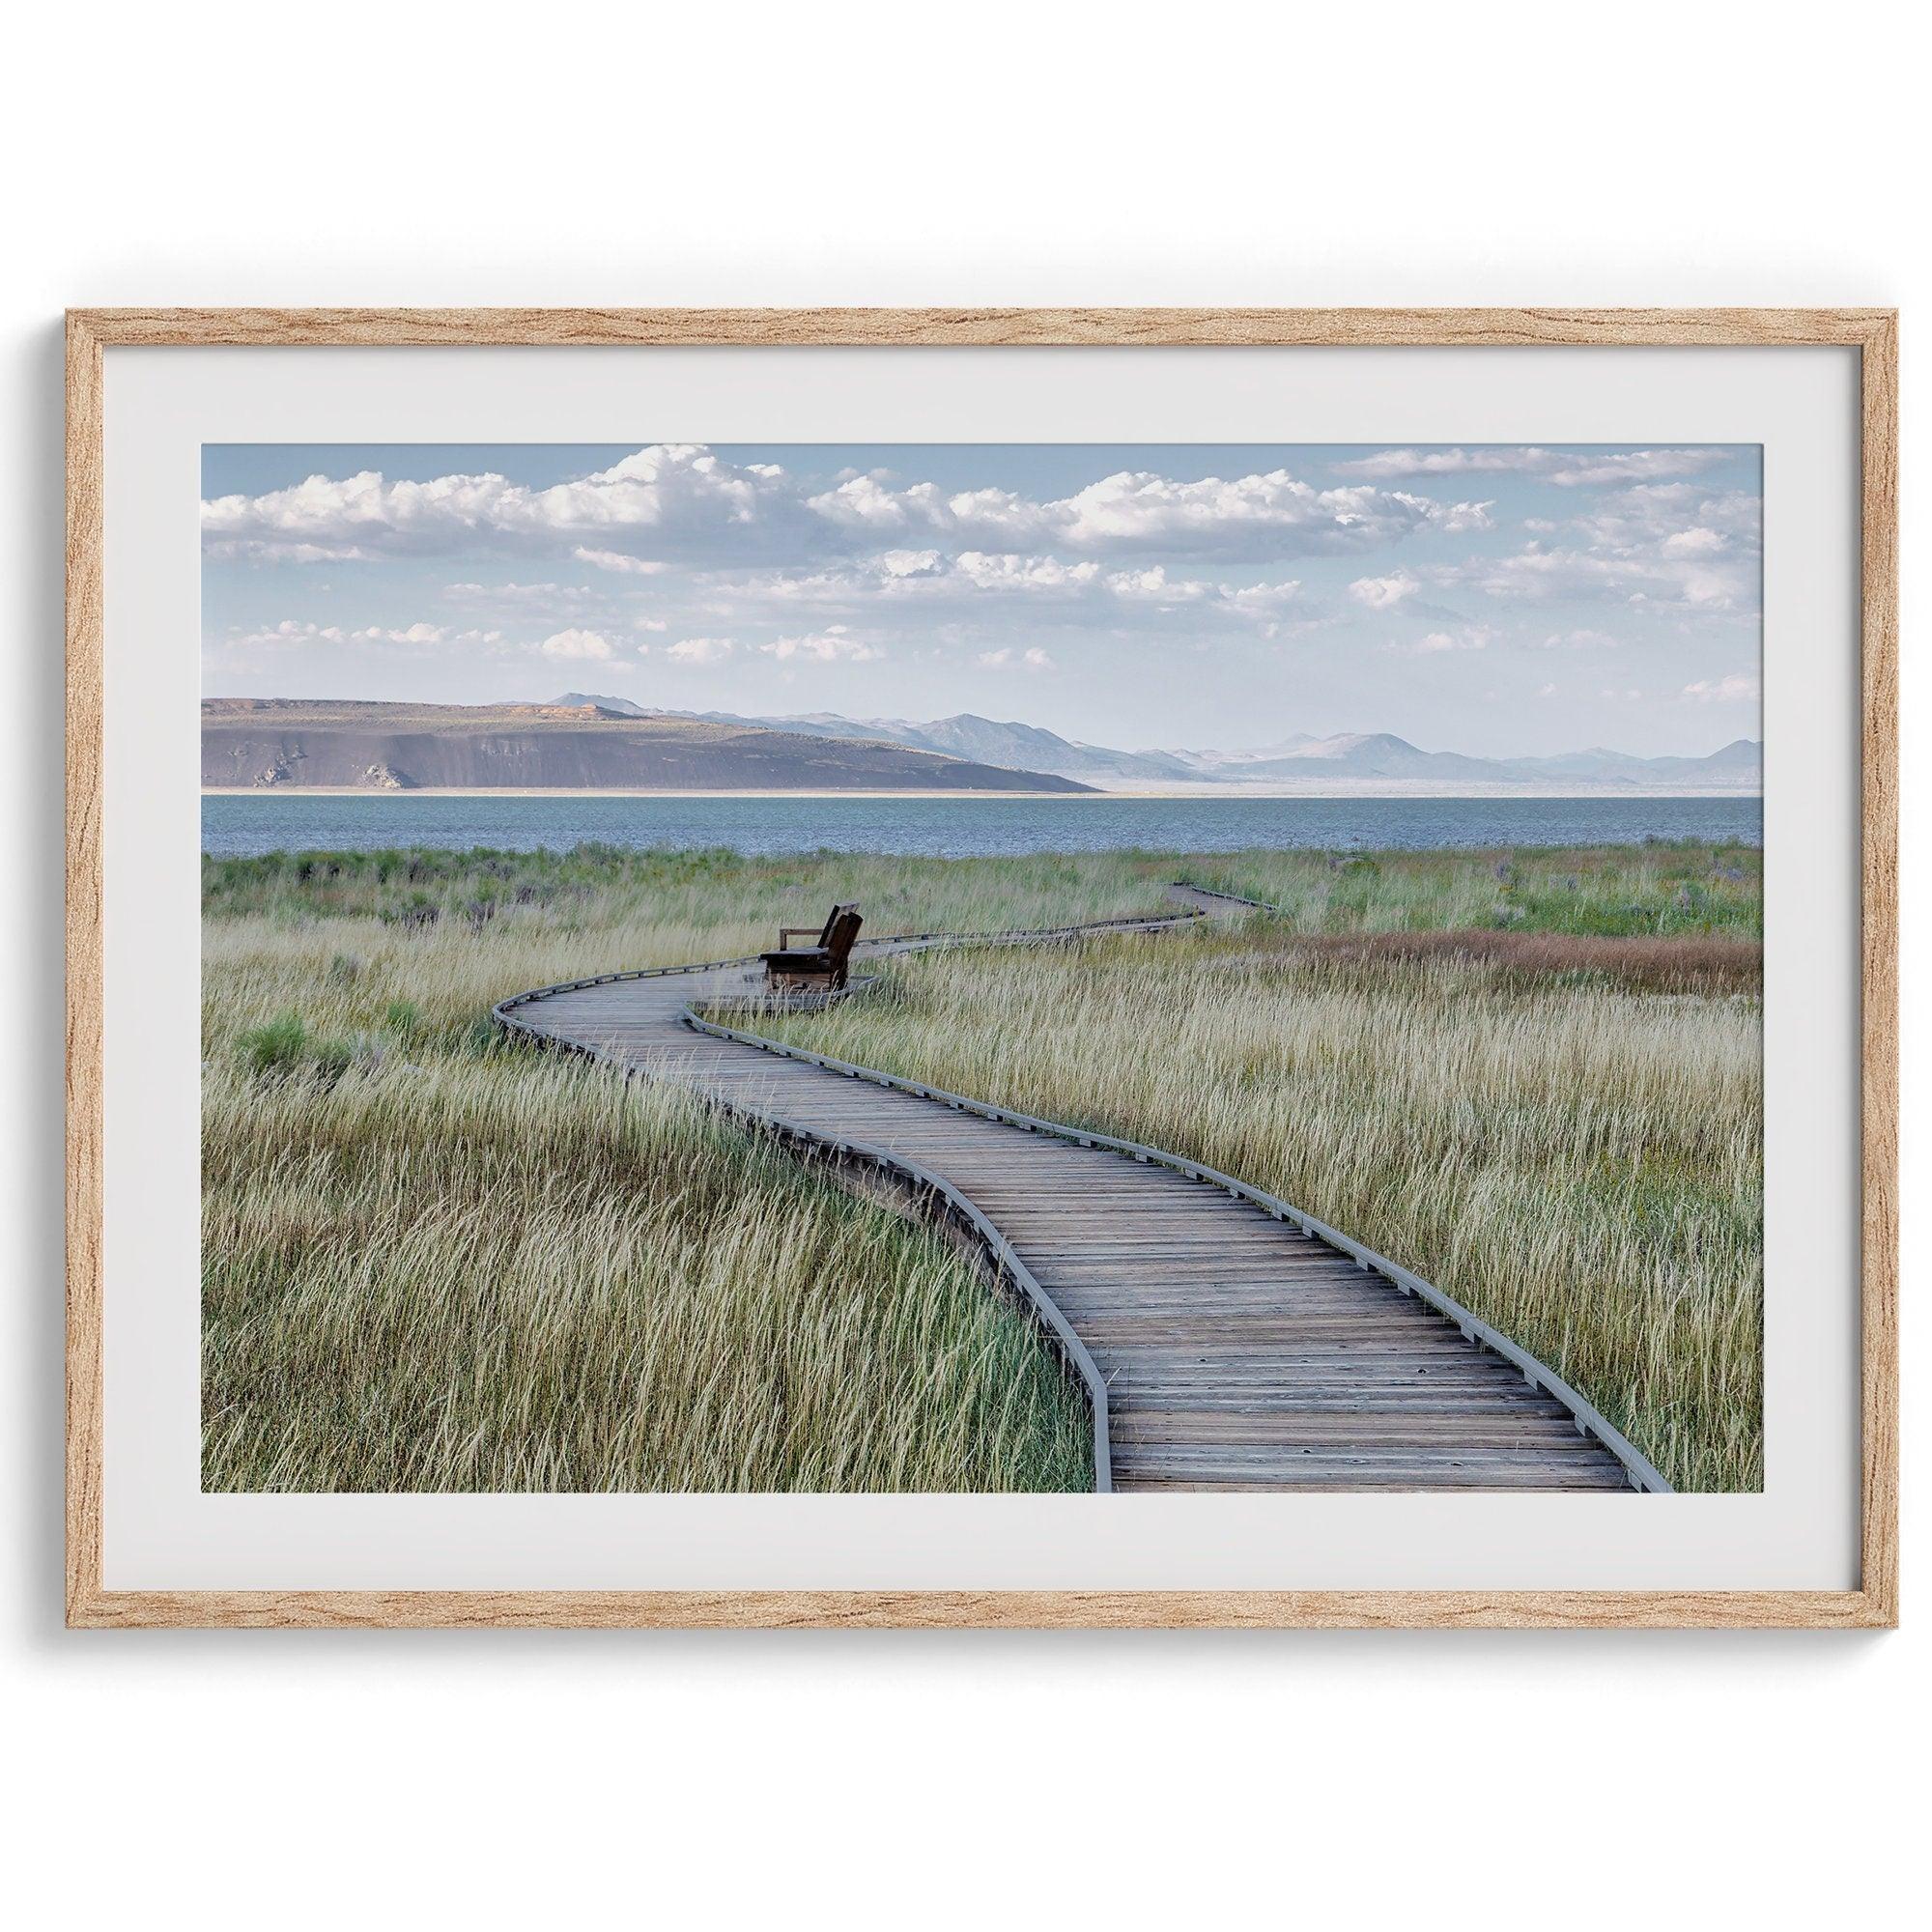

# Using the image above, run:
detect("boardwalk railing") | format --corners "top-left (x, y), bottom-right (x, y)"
top-left (1168, 879), bottom-right (1285, 914)
top-left (496, 898), bottom-right (1672, 1496)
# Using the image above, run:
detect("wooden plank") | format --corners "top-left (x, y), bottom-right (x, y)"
top-left (1113, 1413), bottom-right (1602, 1447)
top-left (1109, 1452), bottom-right (1634, 1491)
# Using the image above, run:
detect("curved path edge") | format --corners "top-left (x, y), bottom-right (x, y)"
top-left (495, 889), bottom-right (1671, 1496)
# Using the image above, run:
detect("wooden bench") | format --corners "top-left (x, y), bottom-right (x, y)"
top-left (762, 903), bottom-right (864, 990)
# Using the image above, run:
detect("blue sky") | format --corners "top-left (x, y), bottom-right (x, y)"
top-left (201, 442), bottom-right (1762, 757)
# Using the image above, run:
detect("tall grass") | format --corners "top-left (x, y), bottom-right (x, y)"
top-left (202, 846), bottom-right (1177, 1062)
top-left (1265, 927), bottom-right (1761, 997)
top-left (205, 839), bottom-right (1762, 1494)
top-left (200, 849), bottom-right (1132, 1491)
top-left (756, 923), bottom-right (1763, 1492)
top-left (1188, 839), bottom-right (1762, 940)
top-left (203, 1045), bottom-right (1092, 1492)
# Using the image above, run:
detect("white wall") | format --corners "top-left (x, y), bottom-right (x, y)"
top-left (4, 4), bottom-right (1919, 1923)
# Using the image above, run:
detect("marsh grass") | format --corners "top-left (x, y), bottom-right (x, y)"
top-left (1188, 840), bottom-right (1762, 940)
top-left (202, 847), bottom-right (1184, 1063)
top-left (202, 1043), bottom-right (1093, 1492)
top-left (200, 845), bottom-right (1151, 1492)
top-left (204, 838), bottom-right (1761, 1494)
top-left (758, 922), bottom-right (1763, 1492)
top-left (1267, 928), bottom-right (1762, 997)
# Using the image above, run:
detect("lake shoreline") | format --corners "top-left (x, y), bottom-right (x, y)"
top-left (202, 785), bottom-right (1090, 801)
top-left (203, 784), bottom-right (1764, 803)
top-left (202, 791), bottom-right (1764, 861)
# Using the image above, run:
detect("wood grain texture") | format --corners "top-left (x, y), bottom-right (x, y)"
top-left (63, 307), bottom-right (1900, 1630)
top-left (65, 312), bottom-right (105, 1630)
top-left (1858, 314), bottom-right (1901, 1628)
top-left (64, 1587), bottom-right (1895, 1631)
top-left (67, 305), bottom-right (1895, 349)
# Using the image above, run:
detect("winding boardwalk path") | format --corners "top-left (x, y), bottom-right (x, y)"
top-left (497, 892), bottom-right (1666, 1494)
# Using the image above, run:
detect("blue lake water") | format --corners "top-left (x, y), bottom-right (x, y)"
top-left (202, 792), bottom-right (1762, 860)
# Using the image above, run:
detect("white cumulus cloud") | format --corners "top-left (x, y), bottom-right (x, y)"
top-left (202, 444), bottom-right (808, 568)
top-left (204, 444), bottom-right (1509, 572)
top-left (1440, 535), bottom-right (1755, 614)
top-left (1349, 571), bottom-right (1422, 609)
top-left (573, 547), bottom-right (669, 575)
top-left (217, 618), bottom-right (502, 651)
top-left (1681, 672), bottom-right (1760, 702)
top-left (815, 467), bottom-right (1488, 560)
top-left (954, 552), bottom-right (1102, 591)
top-left (759, 625), bottom-right (882, 663)
top-left (1335, 446), bottom-right (1730, 486)
top-left (710, 552), bottom-right (1311, 638)
top-left (536, 628), bottom-right (618, 661)
top-left (1538, 628), bottom-right (1621, 649)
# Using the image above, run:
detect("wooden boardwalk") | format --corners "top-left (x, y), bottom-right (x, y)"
top-left (497, 893), bottom-right (1666, 1494)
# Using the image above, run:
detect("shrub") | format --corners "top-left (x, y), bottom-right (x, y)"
top-left (238, 1011), bottom-right (355, 1084)
top-left (380, 895), bottom-right (440, 929)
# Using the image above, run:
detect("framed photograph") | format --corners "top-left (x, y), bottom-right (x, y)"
top-left (66, 307), bottom-right (1896, 1629)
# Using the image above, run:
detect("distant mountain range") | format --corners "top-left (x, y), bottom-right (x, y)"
top-left (202, 699), bottom-right (1092, 793)
top-left (1160, 732), bottom-right (1762, 788)
top-left (551, 695), bottom-right (1761, 793)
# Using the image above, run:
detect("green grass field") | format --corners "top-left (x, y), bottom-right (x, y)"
top-left (203, 838), bottom-right (1762, 1492)
top-left (1180, 839), bottom-right (1761, 941)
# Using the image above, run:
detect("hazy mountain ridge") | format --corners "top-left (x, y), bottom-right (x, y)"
top-left (561, 696), bottom-right (1762, 792)
top-left (549, 690), bottom-right (650, 717)
top-left (1158, 731), bottom-right (1761, 787)
top-left (562, 701), bottom-right (1190, 781)
top-left (203, 699), bottom-right (1094, 793)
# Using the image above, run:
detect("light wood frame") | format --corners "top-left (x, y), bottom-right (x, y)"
top-left (65, 307), bottom-right (1899, 1630)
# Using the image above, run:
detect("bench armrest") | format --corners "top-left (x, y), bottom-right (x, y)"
top-left (779, 927), bottom-right (820, 945)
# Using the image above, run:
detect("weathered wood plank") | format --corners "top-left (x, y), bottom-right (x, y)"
top-left (1113, 1412), bottom-right (1600, 1446)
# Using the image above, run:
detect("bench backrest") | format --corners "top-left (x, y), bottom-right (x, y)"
top-left (824, 906), bottom-right (864, 972)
